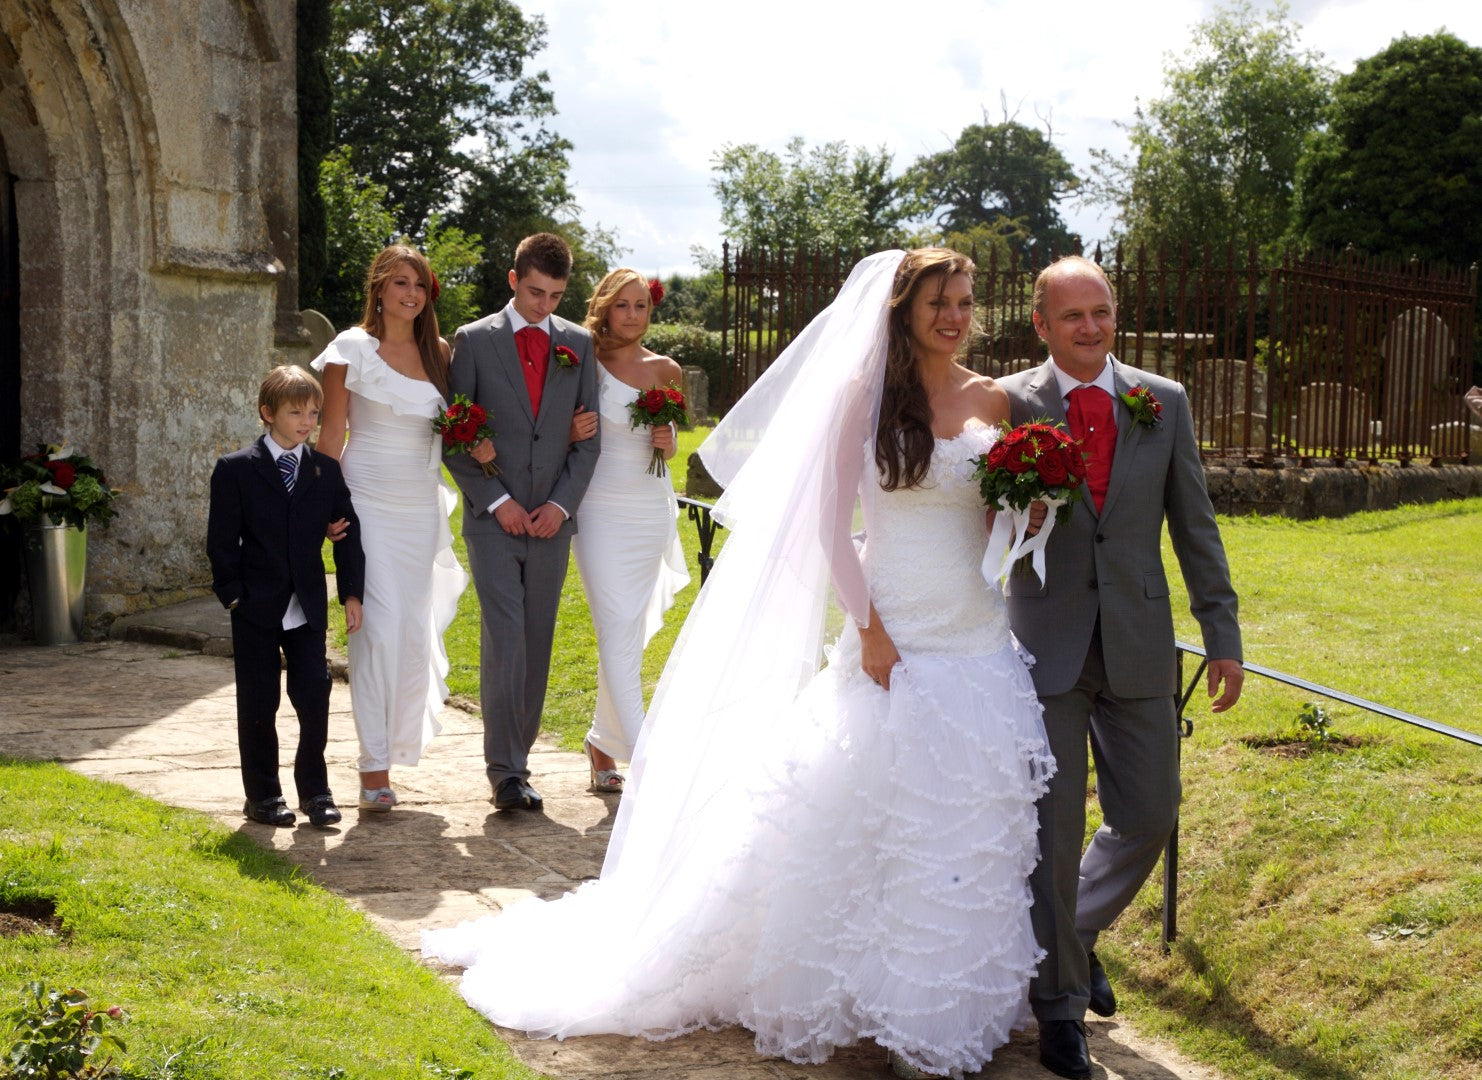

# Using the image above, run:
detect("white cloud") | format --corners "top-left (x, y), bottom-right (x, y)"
top-left (515, 0), bottom-right (1482, 274)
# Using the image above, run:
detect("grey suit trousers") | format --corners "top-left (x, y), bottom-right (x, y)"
top-left (1029, 622), bottom-right (1182, 1021)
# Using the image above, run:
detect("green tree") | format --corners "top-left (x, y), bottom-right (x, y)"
top-left (297, 0), bottom-right (332, 307)
top-left (651, 271), bottom-right (725, 331)
top-left (1089, 1), bottom-right (1332, 257)
top-left (1292, 31), bottom-right (1482, 270)
top-left (712, 137), bottom-right (921, 252)
top-left (910, 113), bottom-right (1081, 260)
top-left (423, 213), bottom-right (484, 333)
top-left (312, 147), bottom-right (396, 329)
top-left (329, 0), bottom-right (563, 238)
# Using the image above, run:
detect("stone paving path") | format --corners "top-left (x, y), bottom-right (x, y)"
top-left (1, 608), bottom-right (1223, 1080)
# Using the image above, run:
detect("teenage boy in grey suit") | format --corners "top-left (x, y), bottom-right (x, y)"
top-left (445, 233), bottom-right (600, 811)
top-left (997, 256), bottom-right (1243, 1079)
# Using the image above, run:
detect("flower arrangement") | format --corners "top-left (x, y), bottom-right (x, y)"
top-left (974, 420), bottom-right (1086, 587)
top-left (554, 345), bottom-right (580, 368)
top-left (626, 383), bottom-right (688, 477)
top-left (1119, 386), bottom-right (1163, 427)
top-left (432, 394), bottom-right (499, 476)
top-left (0, 444), bottom-right (120, 530)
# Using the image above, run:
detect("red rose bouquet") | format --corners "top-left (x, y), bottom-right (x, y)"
top-left (0, 443), bottom-right (119, 530)
top-left (973, 419), bottom-right (1087, 586)
top-left (626, 382), bottom-right (688, 477)
top-left (432, 394), bottom-right (499, 476)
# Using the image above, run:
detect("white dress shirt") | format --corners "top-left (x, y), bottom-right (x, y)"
top-left (1050, 354), bottom-right (1120, 433)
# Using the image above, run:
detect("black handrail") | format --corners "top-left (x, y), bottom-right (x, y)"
top-left (676, 496), bottom-right (725, 584)
top-left (1163, 641), bottom-right (1482, 947)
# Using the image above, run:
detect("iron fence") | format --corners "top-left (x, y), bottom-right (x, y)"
top-left (720, 243), bottom-right (1478, 464)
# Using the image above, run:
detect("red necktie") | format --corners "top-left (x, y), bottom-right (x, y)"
top-left (515, 325), bottom-right (550, 417)
top-left (1067, 385), bottom-right (1115, 512)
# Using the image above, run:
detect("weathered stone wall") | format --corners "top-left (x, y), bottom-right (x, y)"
top-left (1206, 463), bottom-right (1482, 519)
top-left (0, 0), bottom-right (300, 623)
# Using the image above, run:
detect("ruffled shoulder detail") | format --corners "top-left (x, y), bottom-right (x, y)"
top-left (310, 327), bottom-right (445, 419)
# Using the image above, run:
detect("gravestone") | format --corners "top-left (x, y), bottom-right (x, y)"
top-left (681, 366), bottom-right (709, 427)
top-left (1381, 307), bottom-right (1455, 449)
top-left (1293, 383), bottom-right (1372, 454)
top-left (300, 309), bottom-right (337, 360)
top-left (1192, 359), bottom-right (1267, 447)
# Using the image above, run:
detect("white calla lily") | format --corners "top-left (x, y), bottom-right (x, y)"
top-left (40, 481), bottom-right (66, 496)
top-left (0, 496), bottom-right (11, 515)
top-left (47, 445), bottom-right (73, 461)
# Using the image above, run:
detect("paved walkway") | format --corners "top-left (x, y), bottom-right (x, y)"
top-left (1, 600), bottom-right (1221, 1080)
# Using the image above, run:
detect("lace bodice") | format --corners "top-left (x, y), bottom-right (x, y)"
top-left (861, 421), bottom-right (1008, 657)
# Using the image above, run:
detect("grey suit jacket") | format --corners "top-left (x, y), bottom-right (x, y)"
top-left (445, 310), bottom-right (600, 537)
top-left (997, 357), bottom-right (1241, 699)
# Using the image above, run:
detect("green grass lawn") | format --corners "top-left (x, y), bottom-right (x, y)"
top-left (0, 758), bottom-right (542, 1080)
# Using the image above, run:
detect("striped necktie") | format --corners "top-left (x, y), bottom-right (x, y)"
top-left (278, 450), bottom-right (297, 494)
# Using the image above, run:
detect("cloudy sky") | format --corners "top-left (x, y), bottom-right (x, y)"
top-left (514, 0), bottom-right (1482, 275)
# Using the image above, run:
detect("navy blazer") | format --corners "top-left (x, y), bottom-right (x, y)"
top-left (206, 436), bottom-right (365, 632)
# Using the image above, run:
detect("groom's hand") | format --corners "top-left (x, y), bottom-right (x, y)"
top-left (1207, 658), bottom-right (1244, 712)
top-left (494, 500), bottom-right (531, 536)
top-left (528, 502), bottom-right (565, 539)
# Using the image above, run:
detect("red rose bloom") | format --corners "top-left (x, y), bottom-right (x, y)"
top-left (466, 404), bottom-right (487, 425)
top-left (644, 388), bottom-right (666, 412)
top-left (648, 278), bottom-right (665, 307)
top-left (665, 387), bottom-right (684, 405)
top-left (451, 420), bottom-right (478, 442)
top-left (44, 461), bottom-right (77, 488)
top-left (1004, 450), bottom-right (1034, 474)
top-left (441, 430), bottom-right (456, 446)
top-left (446, 403), bottom-right (466, 421)
top-left (1036, 451), bottom-right (1069, 486)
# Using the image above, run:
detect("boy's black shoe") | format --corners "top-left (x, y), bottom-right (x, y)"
top-left (244, 796), bottom-right (295, 826)
top-left (299, 793), bottom-right (343, 828)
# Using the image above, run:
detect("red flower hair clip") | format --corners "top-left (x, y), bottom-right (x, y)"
top-left (429, 270), bottom-right (441, 304)
top-left (647, 278), bottom-right (664, 308)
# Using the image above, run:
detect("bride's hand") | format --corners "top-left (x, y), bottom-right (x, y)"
top-left (858, 614), bottom-right (900, 691)
top-left (651, 423), bottom-right (676, 457)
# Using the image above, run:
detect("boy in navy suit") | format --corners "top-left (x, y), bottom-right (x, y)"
top-left (207, 365), bottom-right (366, 827)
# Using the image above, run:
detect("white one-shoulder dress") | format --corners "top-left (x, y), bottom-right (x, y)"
top-left (570, 365), bottom-right (690, 761)
top-left (313, 328), bottom-right (467, 772)
top-left (424, 422), bottom-right (1053, 1078)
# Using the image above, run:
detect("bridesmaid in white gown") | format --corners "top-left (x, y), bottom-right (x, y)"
top-left (570, 269), bottom-right (690, 792)
top-left (313, 245), bottom-right (469, 811)
top-left (424, 250), bottom-right (1054, 1078)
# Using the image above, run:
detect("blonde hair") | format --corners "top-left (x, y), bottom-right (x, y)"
top-left (584, 267), bottom-right (651, 352)
top-left (359, 244), bottom-right (450, 399)
top-left (258, 364), bottom-right (323, 418)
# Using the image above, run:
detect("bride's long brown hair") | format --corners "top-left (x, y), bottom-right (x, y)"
top-left (875, 248), bottom-right (976, 491)
top-left (359, 244), bottom-right (451, 400)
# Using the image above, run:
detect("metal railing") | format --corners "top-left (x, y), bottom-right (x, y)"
top-left (1163, 641), bottom-right (1482, 947)
top-left (676, 496), bottom-right (725, 585)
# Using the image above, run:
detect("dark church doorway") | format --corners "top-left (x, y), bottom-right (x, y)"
top-left (1, 133), bottom-right (20, 630)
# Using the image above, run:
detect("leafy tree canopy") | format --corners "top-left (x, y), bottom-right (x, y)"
top-left (330, 0), bottom-right (564, 239)
top-left (1293, 30), bottom-right (1482, 270)
top-left (909, 108), bottom-right (1081, 260)
top-left (1089, 1), bottom-right (1331, 257)
top-left (712, 137), bottom-right (925, 253)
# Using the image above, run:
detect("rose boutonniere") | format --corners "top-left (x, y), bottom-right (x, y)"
top-left (554, 345), bottom-right (580, 369)
top-left (1119, 386), bottom-right (1163, 427)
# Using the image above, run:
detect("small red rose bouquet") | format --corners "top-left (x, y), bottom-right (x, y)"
top-left (432, 393), bottom-right (499, 476)
top-left (973, 419), bottom-right (1087, 587)
top-left (626, 383), bottom-right (688, 477)
top-left (1119, 385), bottom-right (1163, 427)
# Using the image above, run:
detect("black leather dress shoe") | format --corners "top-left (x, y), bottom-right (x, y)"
top-left (493, 776), bottom-right (543, 811)
top-left (1088, 950), bottom-right (1116, 1017)
top-left (1039, 1019), bottom-right (1091, 1080)
top-left (299, 793), bottom-right (343, 828)
top-left (244, 796), bottom-right (295, 826)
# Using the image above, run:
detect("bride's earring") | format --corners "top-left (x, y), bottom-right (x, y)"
top-left (376, 299), bottom-right (382, 314)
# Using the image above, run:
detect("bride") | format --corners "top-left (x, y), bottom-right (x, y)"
top-left (423, 248), bottom-right (1055, 1078)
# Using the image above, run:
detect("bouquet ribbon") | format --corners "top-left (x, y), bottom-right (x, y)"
top-left (982, 494), bottom-right (1067, 589)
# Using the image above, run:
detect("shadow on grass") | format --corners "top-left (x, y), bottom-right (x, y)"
top-left (192, 829), bottom-right (318, 896)
top-left (1121, 938), bottom-right (1361, 1080)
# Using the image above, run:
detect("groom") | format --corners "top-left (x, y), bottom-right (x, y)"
top-left (998, 256), bottom-right (1243, 1079)
top-left (446, 232), bottom-right (600, 810)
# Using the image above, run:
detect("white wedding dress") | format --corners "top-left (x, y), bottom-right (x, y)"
top-left (570, 365), bottom-right (689, 761)
top-left (423, 419), bottom-right (1053, 1077)
top-left (313, 329), bottom-right (467, 771)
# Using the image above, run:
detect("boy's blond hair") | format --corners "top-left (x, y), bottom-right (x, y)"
top-left (258, 364), bottom-right (323, 419)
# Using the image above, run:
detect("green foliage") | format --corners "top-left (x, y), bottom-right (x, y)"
top-left (4, 982), bottom-right (126, 1079)
top-left (1296, 701), bottom-right (1338, 743)
top-left (650, 271), bottom-right (724, 331)
top-left (909, 110), bottom-right (1081, 260)
top-left (328, 0), bottom-right (560, 239)
top-left (1292, 31), bottom-right (1482, 271)
top-left (313, 147), bottom-right (395, 330)
top-left (295, 0), bottom-right (332, 308)
top-left (421, 214), bottom-right (483, 334)
top-left (641, 324), bottom-right (725, 398)
top-left (0, 445), bottom-right (119, 532)
top-left (1089, 1), bottom-right (1332, 257)
top-left (712, 137), bottom-right (922, 253)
